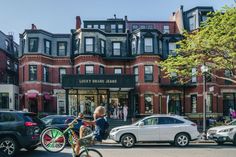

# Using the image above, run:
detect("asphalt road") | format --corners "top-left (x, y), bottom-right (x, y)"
top-left (17, 143), bottom-right (236, 157)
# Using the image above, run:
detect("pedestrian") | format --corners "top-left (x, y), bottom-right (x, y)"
top-left (123, 104), bottom-right (128, 122)
top-left (113, 103), bottom-right (117, 119)
top-left (118, 103), bottom-right (123, 119)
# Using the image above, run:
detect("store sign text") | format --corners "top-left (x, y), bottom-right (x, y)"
top-left (78, 79), bottom-right (117, 84)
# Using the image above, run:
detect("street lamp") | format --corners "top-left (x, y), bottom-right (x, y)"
top-left (201, 65), bottom-right (208, 139)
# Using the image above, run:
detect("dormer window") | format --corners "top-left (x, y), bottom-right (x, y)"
top-left (112, 42), bottom-right (121, 56)
top-left (169, 42), bottom-right (176, 56)
top-left (201, 15), bottom-right (208, 22)
top-left (57, 42), bottom-right (67, 56)
top-left (94, 25), bottom-right (99, 29)
top-left (100, 25), bottom-right (105, 30)
top-left (85, 37), bottom-right (94, 52)
top-left (111, 24), bottom-right (116, 33)
top-left (132, 39), bottom-right (136, 55)
top-left (144, 38), bottom-right (153, 53)
top-left (189, 16), bottom-right (196, 31)
top-left (5, 40), bottom-right (10, 51)
top-left (100, 39), bottom-right (105, 54)
top-left (87, 25), bottom-right (92, 28)
top-left (163, 25), bottom-right (170, 34)
top-left (28, 38), bottom-right (38, 52)
top-left (44, 39), bottom-right (51, 55)
top-left (132, 25), bottom-right (138, 30)
top-left (118, 24), bottom-right (123, 33)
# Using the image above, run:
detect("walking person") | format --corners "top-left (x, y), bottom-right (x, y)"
top-left (123, 104), bottom-right (128, 122)
top-left (113, 103), bottom-right (117, 119)
top-left (118, 103), bottom-right (123, 119)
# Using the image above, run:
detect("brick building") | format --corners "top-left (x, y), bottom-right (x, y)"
top-left (0, 31), bottom-right (19, 110)
top-left (19, 25), bottom-right (72, 114)
top-left (18, 6), bottom-right (236, 120)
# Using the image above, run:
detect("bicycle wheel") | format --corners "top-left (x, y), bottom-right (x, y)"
top-left (41, 128), bottom-right (66, 153)
top-left (78, 148), bottom-right (103, 157)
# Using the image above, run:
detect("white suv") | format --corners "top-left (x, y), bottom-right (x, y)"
top-left (109, 115), bottom-right (200, 148)
top-left (207, 120), bottom-right (236, 145)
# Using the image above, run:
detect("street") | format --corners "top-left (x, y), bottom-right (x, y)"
top-left (17, 143), bottom-right (236, 157)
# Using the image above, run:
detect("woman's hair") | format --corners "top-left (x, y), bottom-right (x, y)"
top-left (94, 106), bottom-right (106, 116)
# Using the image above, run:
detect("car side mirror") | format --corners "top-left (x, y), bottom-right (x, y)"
top-left (139, 122), bottom-right (144, 127)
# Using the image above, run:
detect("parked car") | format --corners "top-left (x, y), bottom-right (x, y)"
top-left (207, 119), bottom-right (236, 145)
top-left (0, 111), bottom-right (46, 156)
top-left (110, 114), bottom-right (200, 148)
top-left (41, 115), bottom-right (76, 130)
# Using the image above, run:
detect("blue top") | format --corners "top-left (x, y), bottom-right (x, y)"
top-left (94, 117), bottom-right (107, 141)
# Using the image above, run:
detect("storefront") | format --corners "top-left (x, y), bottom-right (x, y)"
top-left (62, 75), bottom-right (135, 117)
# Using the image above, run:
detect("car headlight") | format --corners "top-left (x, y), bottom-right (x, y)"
top-left (219, 128), bottom-right (234, 133)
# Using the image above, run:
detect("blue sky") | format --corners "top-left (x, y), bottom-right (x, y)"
top-left (0, 0), bottom-right (235, 43)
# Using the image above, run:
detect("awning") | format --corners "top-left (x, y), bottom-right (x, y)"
top-left (27, 93), bottom-right (38, 99)
top-left (44, 93), bottom-right (51, 100)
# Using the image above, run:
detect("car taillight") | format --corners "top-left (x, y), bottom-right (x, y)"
top-left (25, 122), bottom-right (37, 127)
top-left (191, 123), bottom-right (197, 126)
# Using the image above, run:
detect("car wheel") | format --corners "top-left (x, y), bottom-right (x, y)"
top-left (174, 133), bottom-right (190, 147)
top-left (216, 141), bottom-right (224, 145)
top-left (121, 134), bottom-right (135, 148)
top-left (0, 137), bottom-right (18, 157)
top-left (26, 146), bottom-right (38, 151)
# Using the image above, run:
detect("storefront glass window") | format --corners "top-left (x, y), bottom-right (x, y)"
top-left (144, 94), bottom-right (153, 114)
top-left (79, 95), bottom-right (97, 115)
top-left (109, 92), bottom-right (129, 119)
top-left (69, 95), bottom-right (78, 116)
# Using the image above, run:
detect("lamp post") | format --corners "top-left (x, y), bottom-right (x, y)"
top-left (201, 65), bottom-right (208, 138)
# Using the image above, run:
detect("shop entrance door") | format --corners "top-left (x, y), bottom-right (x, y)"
top-left (168, 94), bottom-right (181, 115)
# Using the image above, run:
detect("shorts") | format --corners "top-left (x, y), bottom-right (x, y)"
top-left (78, 135), bottom-right (94, 146)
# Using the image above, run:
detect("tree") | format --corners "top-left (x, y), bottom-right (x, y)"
top-left (160, 6), bottom-right (236, 84)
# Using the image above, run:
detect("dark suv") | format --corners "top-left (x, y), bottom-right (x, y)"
top-left (0, 111), bottom-right (45, 156)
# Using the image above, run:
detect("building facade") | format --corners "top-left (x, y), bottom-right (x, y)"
top-left (19, 26), bottom-right (72, 114)
top-left (0, 31), bottom-right (19, 110)
top-left (18, 6), bottom-right (236, 121)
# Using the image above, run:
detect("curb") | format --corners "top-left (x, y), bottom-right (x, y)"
top-left (102, 139), bottom-right (216, 145)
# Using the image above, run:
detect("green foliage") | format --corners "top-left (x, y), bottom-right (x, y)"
top-left (160, 5), bottom-right (236, 83)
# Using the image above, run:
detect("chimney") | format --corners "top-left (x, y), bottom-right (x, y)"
top-left (76, 16), bottom-right (81, 29)
top-left (31, 24), bottom-right (37, 30)
top-left (124, 15), bottom-right (128, 21)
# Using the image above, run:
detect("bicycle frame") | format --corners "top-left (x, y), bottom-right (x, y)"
top-left (60, 119), bottom-right (92, 155)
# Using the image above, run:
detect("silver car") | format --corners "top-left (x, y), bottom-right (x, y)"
top-left (207, 119), bottom-right (236, 145)
top-left (110, 114), bottom-right (200, 148)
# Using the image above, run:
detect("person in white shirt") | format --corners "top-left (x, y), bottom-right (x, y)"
top-left (123, 104), bottom-right (128, 122)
